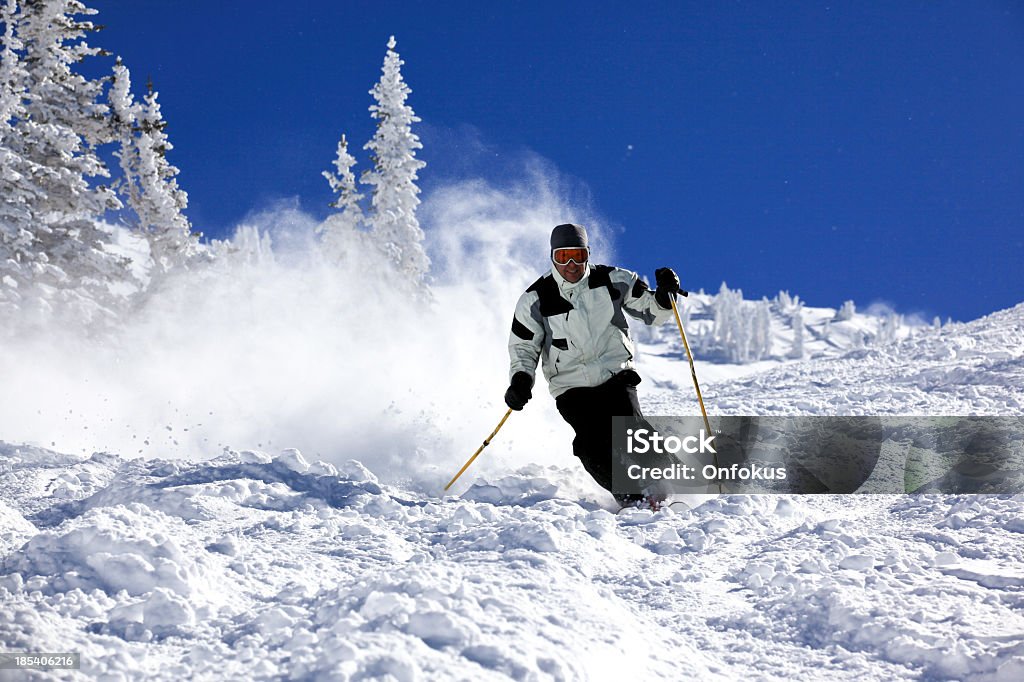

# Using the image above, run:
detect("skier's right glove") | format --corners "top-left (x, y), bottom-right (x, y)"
top-left (504, 371), bottom-right (534, 411)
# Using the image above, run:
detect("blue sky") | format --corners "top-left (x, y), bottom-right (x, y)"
top-left (87, 1), bottom-right (1024, 322)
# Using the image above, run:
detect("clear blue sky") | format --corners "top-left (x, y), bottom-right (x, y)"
top-left (87, 1), bottom-right (1024, 322)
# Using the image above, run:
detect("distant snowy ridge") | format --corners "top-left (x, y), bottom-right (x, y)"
top-left (639, 284), bottom-right (934, 367)
top-left (641, 301), bottom-right (1024, 417)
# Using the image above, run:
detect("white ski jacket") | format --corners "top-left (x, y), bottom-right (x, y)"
top-left (508, 264), bottom-right (673, 398)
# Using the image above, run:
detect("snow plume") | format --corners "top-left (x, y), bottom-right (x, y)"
top-left (865, 299), bottom-right (932, 330)
top-left (0, 162), bottom-right (611, 495)
top-left (863, 300), bottom-right (898, 319)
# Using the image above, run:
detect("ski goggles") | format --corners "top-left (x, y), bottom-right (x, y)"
top-left (551, 247), bottom-right (589, 266)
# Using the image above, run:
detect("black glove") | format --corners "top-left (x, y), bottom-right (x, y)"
top-left (655, 267), bottom-right (681, 308)
top-left (504, 371), bottom-right (534, 411)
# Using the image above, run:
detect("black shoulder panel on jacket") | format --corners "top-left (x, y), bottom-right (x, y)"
top-left (527, 274), bottom-right (574, 317)
top-left (588, 265), bottom-right (613, 288)
top-left (632, 277), bottom-right (650, 298)
top-left (588, 264), bottom-right (621, 301)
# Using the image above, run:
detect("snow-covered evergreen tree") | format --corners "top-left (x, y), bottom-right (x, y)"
top-left (835, 299), bottom-right (856, 321)
top-left (324, 134), bottom-right (362, 212)
top-left (0, 1), bottom-right (25, 127)
top-left (107, 57), bottom-right (133, 125)
top-left (709, 283), bottom-right (773, 363)
top-left (789, 303), bottom-right (804, 359)
top-left (711, 282), bottom-right (742, 361)
top-left (319, 134), bottom-right (365, 262)
top-left (134, 80), bottom-right (197, 278)
top-left (7, 0), bottom-right (135, 326)
top-left (109, 60), bottom-right (197, 287)
top-left (0, 0), bottom-right (47, 319)
top-left (754, 297), bottom-right (773, 358)
top-left (775, 290), bottom-right (802, 315)
top-left (876, 312), bottom-right (901, 345)
top-left (362, 35), bottom-right (428, 282)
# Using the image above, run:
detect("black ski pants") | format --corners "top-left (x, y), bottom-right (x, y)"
top-left (555, 371), bottom-right (648, 504)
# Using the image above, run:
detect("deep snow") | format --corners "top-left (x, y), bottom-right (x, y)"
top-left (1, 302), bottom-right (1023, 680)
top-left (2, 448), bottom-right (1023, 680)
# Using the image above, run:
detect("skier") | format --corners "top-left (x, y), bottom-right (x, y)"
top-left (504, 223), bottom-right (682, 508)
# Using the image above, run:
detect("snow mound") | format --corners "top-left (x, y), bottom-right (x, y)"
top-left (0, 500), bottom-right (35, 558)
top-left (7, 503), bottom-right (226, 600)
top-left (460, 466), bottom-right (565, 506)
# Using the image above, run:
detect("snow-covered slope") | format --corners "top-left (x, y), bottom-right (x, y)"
top-left (2, 446), bottom-right (1023, 680)
top-left (1, 302), bottom-right (1023, 680)
top-left (632, 287), bottom-right (936, 395)
top-left (642, 302), bottom-right (1024, 417)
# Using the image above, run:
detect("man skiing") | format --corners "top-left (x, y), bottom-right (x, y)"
top-left (504, 223), bottom-right (682, 508)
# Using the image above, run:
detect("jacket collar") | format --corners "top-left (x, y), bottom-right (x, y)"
top-left (550, 263), bottom-right (591, 293)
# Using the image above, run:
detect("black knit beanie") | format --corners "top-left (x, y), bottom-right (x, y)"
top-left (550, 223), bottom-right (589, 250)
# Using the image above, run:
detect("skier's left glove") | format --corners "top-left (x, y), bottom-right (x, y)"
top-left (504, 371), bottom-right (534, 411)
top-left (655, 267), bottom-right (681, 308)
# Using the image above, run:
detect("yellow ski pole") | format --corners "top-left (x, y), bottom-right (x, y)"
top-left (669, 294), bottom-right (722, 493)
top-left (444, 408), bottom-right (513, 491)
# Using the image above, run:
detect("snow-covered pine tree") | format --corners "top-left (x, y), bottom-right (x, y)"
top-left (754, 297), bottom-right (773, 358)
top-left (775, 290), bottom-right (803, 315)
top-left (0, 0), bottom-right (20, 122)
top-left (11, 0), bottom-right (136, 326)
top-left (788, 303), bottom-right (804, 359)
top-left (712, 282), bottom-right (742, 361)
top-left (0, 0), bottom-right (49, 320)
top-left (108, 62), bottom-right (139, 206)
top-left (319, 133), bottom-right (366, 262)
top-left (109, 61), bottom-right (197, 288)
top-left (362, 36), bottom-right (429, 283)
top-left (134, 79), bottom-right (198, 279)
top-left (876, 312), bottom-right (900, 345)
top-left (708, 283), bottom-right (773, 363)
top-left (834, 299), bottom-right (856, 321)
top-left (108, 57), bottom-right (138, 214)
